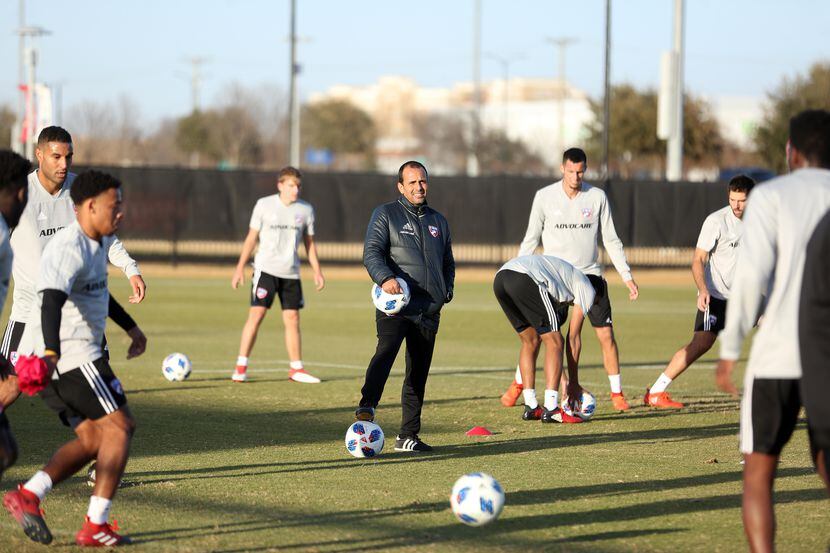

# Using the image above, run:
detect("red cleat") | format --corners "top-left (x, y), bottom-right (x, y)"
top-left (500, 381), bottom-right (523, 407)
top-left (645, 388), bottom-right (684, 409)
top-left (75, 516), bottom-right (131, 547)
top-left (541, 406), bottom-right (583, 423)
top-left (3, 485), bottom-right (52, 544)
top-left (610, 392), bottom-right (630, 411)
top-left (231, 366), bottom-right (248, 382)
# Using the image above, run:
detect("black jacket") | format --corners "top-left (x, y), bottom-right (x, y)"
top-left (363, 197), bottom-right (455, 323)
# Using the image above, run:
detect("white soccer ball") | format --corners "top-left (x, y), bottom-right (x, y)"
top-left (371, 278), bottom-right (410, 315)
top-left (162, 353), bottom-right (192, 382)
top-left (345, 421), bottom-right (385, 458)
top-left (450, 472), bottom-right (505, 526)
top-left (561, 389), bottom-right (597, 421)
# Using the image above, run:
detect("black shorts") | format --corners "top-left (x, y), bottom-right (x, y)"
top-left (493, 270), bottom-right (568, 335)
top-left (250, 270), bottom-right (304, 310)
top-left (740, 377), bottom-right (830, 459)
top-left (40, 358), bottom-right (128, 428)
top-left (694, 297), bottom-right (727, 333)
top-left (584, 275), bottom-right (613, 327)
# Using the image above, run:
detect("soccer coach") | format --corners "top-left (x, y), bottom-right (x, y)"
top-left (355, 161), bottom-right (455, 453)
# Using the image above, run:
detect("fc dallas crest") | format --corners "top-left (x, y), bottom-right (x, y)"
top-left (581, 207), bottom-right (593, 219)
top-left (428, 225), bottom-right (440, 238)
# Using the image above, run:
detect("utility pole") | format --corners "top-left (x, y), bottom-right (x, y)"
top-left (666, 0), bottom-right (685, 181)
top-left (546, 37), bottom-right (577, 157)
top-left (287, 0), bottom-right (300, 167)
top-left (467, 0), bottom-right (482, 177)
top-left (17, 0), bottom-right (25, 154)
top-left (601, 0), bottom-right (612, 180)
top-left (186, 57), bottom-right (208, 113)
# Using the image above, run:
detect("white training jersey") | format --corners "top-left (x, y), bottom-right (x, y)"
top-left (499, 255), bottom-right (596, 315)
top-left (518, 181), bottom-right (632, 281)
top-left (9, 171), bottom-right (139, 323)
top-left (696, 205), bottom-right (743, 300)
top-left (33, 221), bottom-right (112, 374)
top-left (249, 194), bottom-right (315, 279)
top-left (720, 167), bottom-right (830, 379)
top-left (0, 217), bottom-right (12, 314)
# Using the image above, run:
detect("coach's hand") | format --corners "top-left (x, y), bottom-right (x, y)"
top-left (314, 271), bottom-right (326, 291)
top-left (381, 278), bottom-right (402, 295)
top-left (697, 290), bottom-right (711, 312)
top-left (715, 359), bottom-right (739, 397)
top-left (626, 279), bottom-right (639, 301)
top-left (232, 267), bottom-right (245, 289)
top-left (126, 326), bottom-right (147, 359)
top-left (128, 275), bottom-right (147, 304)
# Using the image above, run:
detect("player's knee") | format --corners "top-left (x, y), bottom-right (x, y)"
top-left (520, 332), bottom-right (540, 349)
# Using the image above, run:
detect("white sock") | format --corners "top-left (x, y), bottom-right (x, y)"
top-left (544, 389), bottom-right (559, 411)
top-left (23, 471), bottom-right (53, 501)
top-left (514, 365), bottom-right (523, 385)
top-left (87, 495), bottom-right (112, 525)
top-left (522, 389), bottom-right (538, 409)
top-left (650, 373), bottom-right (673, 394)
top-left (608, 374), bottom-right (622, 394)
top-left (236, 356), bottom-right (248, 367)
top-left (289, 360), bottom-right (304, 370)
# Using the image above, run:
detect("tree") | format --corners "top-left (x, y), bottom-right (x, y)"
top-left (301, 99), bottom-right (376, 170)
top-left (0, 105), bottom-right (15, 150)
top-left (754, 62), bottom-right (830, 173)
top-left (584, 84), bottom-right (724, 178)
top-left (476, 129), bottom-right (547, 176)
top-left (411, 112), bottom-right (469, 174)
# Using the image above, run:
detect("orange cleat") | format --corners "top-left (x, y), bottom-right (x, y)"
top-left (644, 388), bottom-right (684, 409)
top-left (610, 392), bottom-right (630, 411)
top-left (500, 381), bottom-right (523, 407)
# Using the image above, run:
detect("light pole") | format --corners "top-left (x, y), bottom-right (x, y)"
top-left (287, 0), bottom-right (300, 167)
top-left (467, 0), bottom-right (482, 177)
top-left (601, 0), bottom-right (612, 180)
top-left (17, 25), bottom-right (50, 160)
top-left (546, 37), bottom-right (577, 157)
top-left (666, 0), bottom-right (685, 181)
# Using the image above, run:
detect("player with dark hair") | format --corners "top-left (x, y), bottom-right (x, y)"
top-left (503, 147), bottom-right (639, 411)
top-left (355, 160), bottom-right (454, 452)
top-left (1, 126), bottom-right (145, 396)
top-left (231, 166), bottom-right (325, 383)
top-left (0, 150), bottom-right (31, 481)
top-left (717, 109), bottom-right (830, 552)
top-left (3, 170), bottom-right (146, 546)
top-left (644, 175), bottom-right (756, 408)
top-left (494, 255), bottom-right (595, 423)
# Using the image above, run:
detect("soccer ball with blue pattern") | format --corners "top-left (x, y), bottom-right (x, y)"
top-left (450, 472), bottom-right (505, 526)
top-left (561, 389), bottom-right (597, 421)
top-left (344, 421), bottom-right (384, 458)
top-left (162, 353), bottom-right (192, 382)
top-left (371, 278), bottom-right (410, 315)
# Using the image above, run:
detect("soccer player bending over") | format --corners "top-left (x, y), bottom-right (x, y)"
top-left (0, 150), bottom-right (31, 481)
top-left (3, 171), bottom-right (146, 546)
top-left (494, 255), bottom-right (596, 423)
top-left (231, 167), bottom-right (325, 383)
top-left (644, 175), bottom-right (755, 408)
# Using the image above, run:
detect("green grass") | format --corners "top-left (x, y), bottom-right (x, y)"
top-left (1, 272), bottom-right (827, 552)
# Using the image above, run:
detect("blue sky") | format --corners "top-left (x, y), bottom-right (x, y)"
top-left (1, 0), bottom-right (827, 125)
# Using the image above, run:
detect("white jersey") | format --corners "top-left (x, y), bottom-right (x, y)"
top-left (0, 217), bottom-right (12, 314)
top-left (9, 171), bottom-right (140, 324)
top-left (518, 181), bottom-right (632, 281)
top-left (499, 255), bottom-right (596, 314)
top-left (720, 167), bottom-right (830, 379)
top-left (249, 194), bottom-right (315, 279)
top-left (32, 221), bottom-right (112, 374)
top-left (696, 205), bottom-right (743, 300)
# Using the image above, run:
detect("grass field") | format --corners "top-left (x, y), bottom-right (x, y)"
top-left (1, 267), bottom-right (827, 552)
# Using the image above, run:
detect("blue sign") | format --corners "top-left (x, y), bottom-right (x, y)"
top-left (305, 148), bottom-right (333, 166)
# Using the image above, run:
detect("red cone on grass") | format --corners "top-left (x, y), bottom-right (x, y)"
top-left (466, 426), bottom-right (493, 436)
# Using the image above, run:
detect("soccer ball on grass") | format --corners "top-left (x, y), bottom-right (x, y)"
top-left (345, 421), bottom-right (385, 458)
top-left (561, 389), bottom-right (597, 421)
top-left (450, 472), bottom-right (505, 526)
top-left (162, 353), bottom-right (192, 382)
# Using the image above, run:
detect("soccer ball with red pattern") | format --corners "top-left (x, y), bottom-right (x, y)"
top-left (345, 421), bottom-right (384, 458)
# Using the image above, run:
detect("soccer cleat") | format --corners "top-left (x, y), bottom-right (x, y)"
top-left (644, 388), bottom-right (684, 409)
top-left (75, 516), bottom-right (131, 547)
top-left (500, 381), bottom-right (523, 407)
top-left (3, 485), bottom-right (53, 544)
top-left (394, 435), bottom-right (433, 452)
top-left (288, 368), bottom-right (321, 384)
top-left (610, 392), bottom-right (630, 411)
top-left (541, 406), bottom-right (583, 424)
top-left (231, 367), bottom-right (248, 382)
top-left (354, 407), bottom-right (375, 422)
top-left (522, 405), bottom-right (542, 421)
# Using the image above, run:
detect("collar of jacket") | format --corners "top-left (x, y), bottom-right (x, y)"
top-left (398, 196), bottom-right (428, 216)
